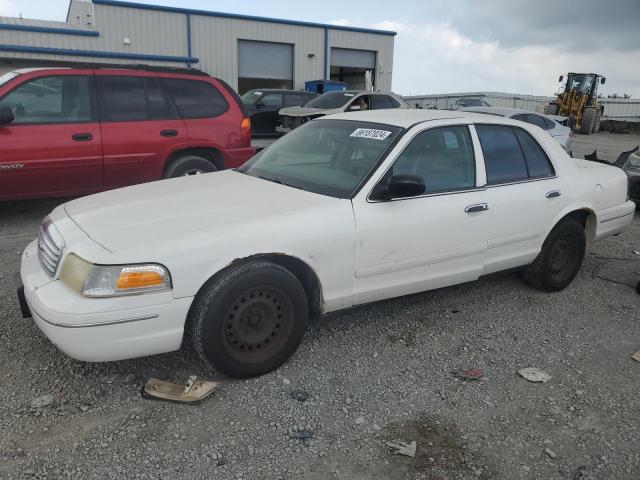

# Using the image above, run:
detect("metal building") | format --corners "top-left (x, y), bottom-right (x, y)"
top-left (0, 0), bottom-right (396, 93)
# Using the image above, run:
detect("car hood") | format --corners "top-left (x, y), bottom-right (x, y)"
top-left (279, 105), bottom-right (343, 117)
top-left (63, 170), bottom-right (340, 253)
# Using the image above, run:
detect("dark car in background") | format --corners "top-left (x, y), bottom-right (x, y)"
top-left (241, 89), bottom-right (317, 136)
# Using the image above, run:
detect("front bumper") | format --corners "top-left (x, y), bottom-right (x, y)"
top-left (20, 240), bottom-right (193, 362)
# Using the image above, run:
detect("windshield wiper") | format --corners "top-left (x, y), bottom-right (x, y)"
top-left (257, 175), bottom-right (303, 191)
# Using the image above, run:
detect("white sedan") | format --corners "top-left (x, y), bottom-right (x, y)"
top-left (19, 110), bottom-right (635, 378)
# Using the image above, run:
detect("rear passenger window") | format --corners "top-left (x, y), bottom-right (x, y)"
top-left (476, 125), bottom-right (529, 184)
top-left (526, 114), bottom-right (548, 130)
top-left (514, 128), bottom-right (555, 178)
top-left (371, 95), bottom-right (393, 109)
top-left (162, 78), bottom-right (228, 119)
top-left (99, 76), bottom-right (177, 122)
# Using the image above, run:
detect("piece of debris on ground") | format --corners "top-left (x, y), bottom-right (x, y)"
top-left (518, 368), bottom-right (552, 383)
top-left (386, 440), bottom-right (417, 458)
top-left (142, 376), bottom-right (220, 404)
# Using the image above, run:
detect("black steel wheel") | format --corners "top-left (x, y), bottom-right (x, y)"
top-left (221, 286), bottom-right (294, 364)
top-left (190, 261), bottom-right (308, 378)
top-left (522, 218), bottom-right (586, 292)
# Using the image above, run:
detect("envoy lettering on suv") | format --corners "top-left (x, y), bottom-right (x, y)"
top-left (0, 66), bottom-right (254, 201)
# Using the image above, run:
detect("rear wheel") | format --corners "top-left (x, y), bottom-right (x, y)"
top-left (164, 155), bottom-right (217, 178)
top-left (522, 218), bottom-right (586, 292)
top-left (190, 261), bottom-right (308, 378)
top-left (544, 103), bottom-right (559, 115)
top-left (580, 107), bottom-right (597, 135)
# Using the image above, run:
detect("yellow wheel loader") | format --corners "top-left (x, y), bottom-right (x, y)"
top-left (544, 73), bottom-right (606, 135)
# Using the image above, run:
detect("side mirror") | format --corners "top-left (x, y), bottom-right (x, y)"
top-left (558, 75), bottom-right (564, 83)
top-left (373, 174), bottom-right (425, 200)
top-left (0, 106), bottom-right (14, 124)
top-left (349, 104), bottom-right (361, 111)
top-left (600, 77), bottom-right (606, 85)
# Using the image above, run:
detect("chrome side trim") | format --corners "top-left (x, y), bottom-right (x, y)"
top-left (36, 311), bottom-right (159, 329)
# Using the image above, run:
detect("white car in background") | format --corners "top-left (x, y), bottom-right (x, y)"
top-left (462, 106), bottom-right (573, 155)
top-left (19, 110), bottom-right (634, 379)
top-left (277, 90), bottom-right (407, 133)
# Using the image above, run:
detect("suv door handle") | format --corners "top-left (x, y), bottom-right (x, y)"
top-left (465, 203), bottom-right (489, 213)
top-left (546, 190), bottom-right (562, 198)
top-left (72, 133), bottom-right (92, 141)
top-left (160, 129), bottom-right (178, 137)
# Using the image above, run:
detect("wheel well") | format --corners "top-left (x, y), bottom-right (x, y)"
top-left (164, 147), bottom-right (224, 174)
top-left (562, 209), bottom-right (596, 243)
top-left (252, 254), bottom-right (324, 319)
top-left (183, 254), bottom-right (323, 346)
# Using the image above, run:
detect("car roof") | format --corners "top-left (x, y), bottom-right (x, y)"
top-left (325, 109), bottom-right (525, 128)
top-left (461, 106), bottom-right (544, 117)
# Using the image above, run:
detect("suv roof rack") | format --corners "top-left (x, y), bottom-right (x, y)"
top-left (70, 62), bottom-right (210, 76)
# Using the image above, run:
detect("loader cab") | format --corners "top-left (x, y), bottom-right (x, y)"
top-left (562, 73), bottom-right (605, 102)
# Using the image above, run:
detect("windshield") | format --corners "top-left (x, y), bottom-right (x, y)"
top-left (0, 72), bottom-right (19, 88)
top-left (303, 91), bottom-right (356, 109)
top-left (239, 119), bottom-right (402, 198)
top-left (241, 90), bottom-right (264, 107)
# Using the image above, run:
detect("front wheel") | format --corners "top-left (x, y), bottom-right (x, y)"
top-left (190, 261), bottom-right (309, 378)
top-left (522, 218), bottom-right (586, 292)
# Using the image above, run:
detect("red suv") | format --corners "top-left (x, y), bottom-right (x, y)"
top-left (0, 66), bottom-right (254, 201)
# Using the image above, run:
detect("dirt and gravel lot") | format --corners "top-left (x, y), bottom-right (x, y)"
top-left (1, 133), bottom-right (639, 480)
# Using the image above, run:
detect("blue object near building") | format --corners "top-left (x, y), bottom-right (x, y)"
top-left (305, 80), bottom-right (347, 94)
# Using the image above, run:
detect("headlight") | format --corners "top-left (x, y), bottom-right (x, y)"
top-left (59, 254), bottom-right (172, 297)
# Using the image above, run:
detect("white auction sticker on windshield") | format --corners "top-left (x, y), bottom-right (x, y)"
top-left (350, 128), bottom-right (392, 140)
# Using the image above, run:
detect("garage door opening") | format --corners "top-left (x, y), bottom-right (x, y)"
top-left (330, 48), bottom-right (376, 91)
top-left (238, 40), bottom-right (293, 94)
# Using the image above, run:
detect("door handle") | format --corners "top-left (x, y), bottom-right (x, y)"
top-left (546, 190), bottom-right (562, 198)
top-left (465, 203), bottom-right (489, 213)
top-left (72, 133), bottom-right (92, 141)
top-left (160, 129), bottom-right (178, 137)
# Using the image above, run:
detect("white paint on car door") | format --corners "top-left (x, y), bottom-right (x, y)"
top-left (472, 124), bottom-right (569, 274)
top-left (351, 121), bottom-right (490, 305)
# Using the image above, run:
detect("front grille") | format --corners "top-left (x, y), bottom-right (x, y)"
top-left (38, 218), bottom-right (65, 277)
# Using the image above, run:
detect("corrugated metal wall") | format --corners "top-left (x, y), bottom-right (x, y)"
top-left (191, 15), bottom-right (325, 91)
top-left (404, 92), bottom-right (640, 120)
top-left (0, 0), bottom-right (395, 92)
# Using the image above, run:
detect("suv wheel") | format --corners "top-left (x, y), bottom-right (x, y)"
top-left (164, 155), bottom-right (217, 178)
top-left (190, 261), bottom-right (309, 378)
top-left (522, 218), bottom-right (586, 292)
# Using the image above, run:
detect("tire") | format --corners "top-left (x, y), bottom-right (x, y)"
top-left (522, 218), bottom-right (586, 292)
top-left (164, 155), bottom-right (217, 178)
top-left (593, 109), bottom-right (602, 133)
top-left (544, 103), bottom-right (559, 115)
top-left (580, 107), bottom-right (597, 135)
top-left (190, 261), bottom-right (308, 378)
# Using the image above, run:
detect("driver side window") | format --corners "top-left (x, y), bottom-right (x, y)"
top-left (0, 75), bottom-right (92, 124)
top-left (391, 126), bottom-right (476, 194)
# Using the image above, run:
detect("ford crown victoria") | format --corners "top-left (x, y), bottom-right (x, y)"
top-left (18, 110), bottom-right (635, 378)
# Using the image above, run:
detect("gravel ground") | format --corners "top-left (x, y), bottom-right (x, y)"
top-left (1, 133), bottom-right (639, 480)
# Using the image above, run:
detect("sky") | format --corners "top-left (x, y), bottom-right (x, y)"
top-left (1, 0), bottom-right (639, 97)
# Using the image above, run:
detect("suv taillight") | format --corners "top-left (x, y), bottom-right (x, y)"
top-left (240, 117), bottom-right (251, 144)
